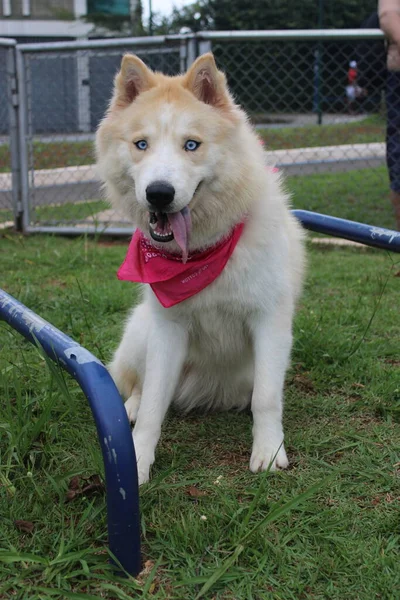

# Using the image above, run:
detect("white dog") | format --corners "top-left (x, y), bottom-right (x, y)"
top-left (96, 53), bottom-right (305, 485)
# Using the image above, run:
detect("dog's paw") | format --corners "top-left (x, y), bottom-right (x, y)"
top-left (249, 442), bottom-right (289, 473)
top-left (137, 464), bottom-right (150, 486)
top-left (132, 434), bottom-right (154, 485)
top-left (125, 392), bottom-right (141, 423)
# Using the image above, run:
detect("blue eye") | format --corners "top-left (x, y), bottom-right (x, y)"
top-left (184, 140), bottom-right (201, 152)
top-left (135, 140), bottom-right (148, 150)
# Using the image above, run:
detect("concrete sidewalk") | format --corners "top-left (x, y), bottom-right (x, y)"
top-left (267, 142), bottom-right (385, 175)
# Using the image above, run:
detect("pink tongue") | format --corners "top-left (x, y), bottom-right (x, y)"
top-left (167, 207), bottom-right (191, 263)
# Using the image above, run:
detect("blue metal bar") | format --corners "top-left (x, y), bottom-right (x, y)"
top-left (292, 210), bottom-right (400, 253)
top-left (0, 288), bottom-right (141, 576)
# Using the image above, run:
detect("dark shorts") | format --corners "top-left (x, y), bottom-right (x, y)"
top-left (386, 71), bottom-right (400, 193)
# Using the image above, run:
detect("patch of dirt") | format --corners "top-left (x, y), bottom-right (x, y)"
top-left (46, 278), bottom-right (67, 288)
top-left (291, 372), bottom-right (316, 394)
top-left (383, 358), bottom-right (400, 367)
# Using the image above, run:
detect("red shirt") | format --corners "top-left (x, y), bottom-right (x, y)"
top-left (348, 68), bottom-right (357, 84)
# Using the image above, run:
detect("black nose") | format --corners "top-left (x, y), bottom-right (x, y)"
top-left (146, 181), bottom-right (175, 210)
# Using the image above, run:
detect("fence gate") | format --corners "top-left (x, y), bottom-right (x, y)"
top-left (16, 36), bottom-right (184, 234)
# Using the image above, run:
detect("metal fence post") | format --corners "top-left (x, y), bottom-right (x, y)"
top-left (198, 39), bottom-right (212, 56)
top-left (77, 49), bottom-right (91, 133)
top-left (4, 40), bottom-right (21, 230)
top-left (180, 37), bottom-right (187, 72)
top-left (15, 47), bottom-right (31, 232)
top-left (186, 35), bottom-right (197, 67)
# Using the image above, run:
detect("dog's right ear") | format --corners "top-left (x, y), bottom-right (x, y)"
top-left (183, 53), bottom-right (231, 110)
top-left (112, 54), bottom-right (156, 109)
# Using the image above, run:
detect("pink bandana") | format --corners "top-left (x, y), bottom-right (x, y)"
top-left (117, 222), bottom-right (245, 308)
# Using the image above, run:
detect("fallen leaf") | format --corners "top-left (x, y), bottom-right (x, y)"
top-left (187, 485), bottom-right (207, 498)
top-left (68, 476), bottom-right (80, 491)
top-left (15, 520), bottom-right (34, 534)
top-left (66, 490), bottom-right (77, 501)
top-left (66, 474), bottom-right (104, 502)
top-left (81, 476), bottom-right (104, 497)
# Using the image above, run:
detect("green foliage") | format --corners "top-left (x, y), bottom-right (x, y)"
top-left (209, 0), bottom-right (378, 30)
top-left (152, 1), bottom-right (212, 34)
top-left (155, 0), bottom-right (378, 35)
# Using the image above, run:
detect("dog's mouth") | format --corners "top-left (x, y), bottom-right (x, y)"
top-left (148, 206), bottom-right (192, 262)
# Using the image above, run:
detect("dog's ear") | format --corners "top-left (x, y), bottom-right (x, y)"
top-left (184, 53), bottom-right (231, 109)
top-left (112, 54), bottom-right (156, 109)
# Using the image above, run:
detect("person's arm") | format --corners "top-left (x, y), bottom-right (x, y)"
top-left (379, 0), bottom-right (400, 45)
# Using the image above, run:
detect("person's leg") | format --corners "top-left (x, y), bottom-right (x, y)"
top-left (390, 190), bottom-right (400, 229)
top-left (386, 71), bottom-right (400, 229)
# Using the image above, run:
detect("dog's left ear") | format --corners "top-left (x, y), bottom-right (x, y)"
top-left (184, 53), bottom-right (231, 110)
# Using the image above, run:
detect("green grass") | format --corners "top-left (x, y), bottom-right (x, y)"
top-left (0, 141), bottom-right (95, 173)
top-left (288, 166), bottom-right (396, 230)
top-left (258, 115), bottom-right (386, 150)
top-left (34, 200), bottom-right (109, 225)
top-left (0, 116), bottom-right (385, 173)
top-left (0, 233), bottom-right (399, 599)
top-left (0, 201), bottom-right (109, 227)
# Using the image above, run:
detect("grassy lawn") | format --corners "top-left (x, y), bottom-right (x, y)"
top-left (0, 201), bottom-right (110, 227)
top-left (0, 116), bottom-right (385, 173)
top-left (0, 141), bottom-right (95, 173)
top-left (34, 200), bottom-right (109, 225)
top-left (0, 230), bottom-right (399, 599)
top-left (258, 115), bottom-right (386, 150)
top-left (288, 167), bottom-right (396, 230)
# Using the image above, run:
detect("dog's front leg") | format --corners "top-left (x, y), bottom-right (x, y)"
top-left (133, 318), bottom-right (188, 485)
top-left (249, 307), bottom-right (293, 472)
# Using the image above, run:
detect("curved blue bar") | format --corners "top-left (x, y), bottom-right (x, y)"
top-left (292, 210), bottom-right (400, 253)
top-left (0, 288), bottom-right (141, 576)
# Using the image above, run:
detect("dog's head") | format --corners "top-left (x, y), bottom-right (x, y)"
top-left (96, 53), bottom-right (260, 255)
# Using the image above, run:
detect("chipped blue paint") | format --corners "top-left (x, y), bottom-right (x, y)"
top-left (103, 436), bottom-right (112, 464)
top-left (64, 346), bottom-right (102, 365)
top-left (0, 288), bottom-right (141, 576)
top-left (369, 226), bottom-right (400, 245)
top-left (292, 210), bottom-right (400, 253)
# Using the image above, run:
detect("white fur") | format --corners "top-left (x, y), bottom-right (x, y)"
top-left (96, 54), bottom-right (305, 485)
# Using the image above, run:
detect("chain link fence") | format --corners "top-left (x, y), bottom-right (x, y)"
top-left (1, 30), bottom-right (396, 234)
top-left (15, 36), bottom-right (183, 233)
